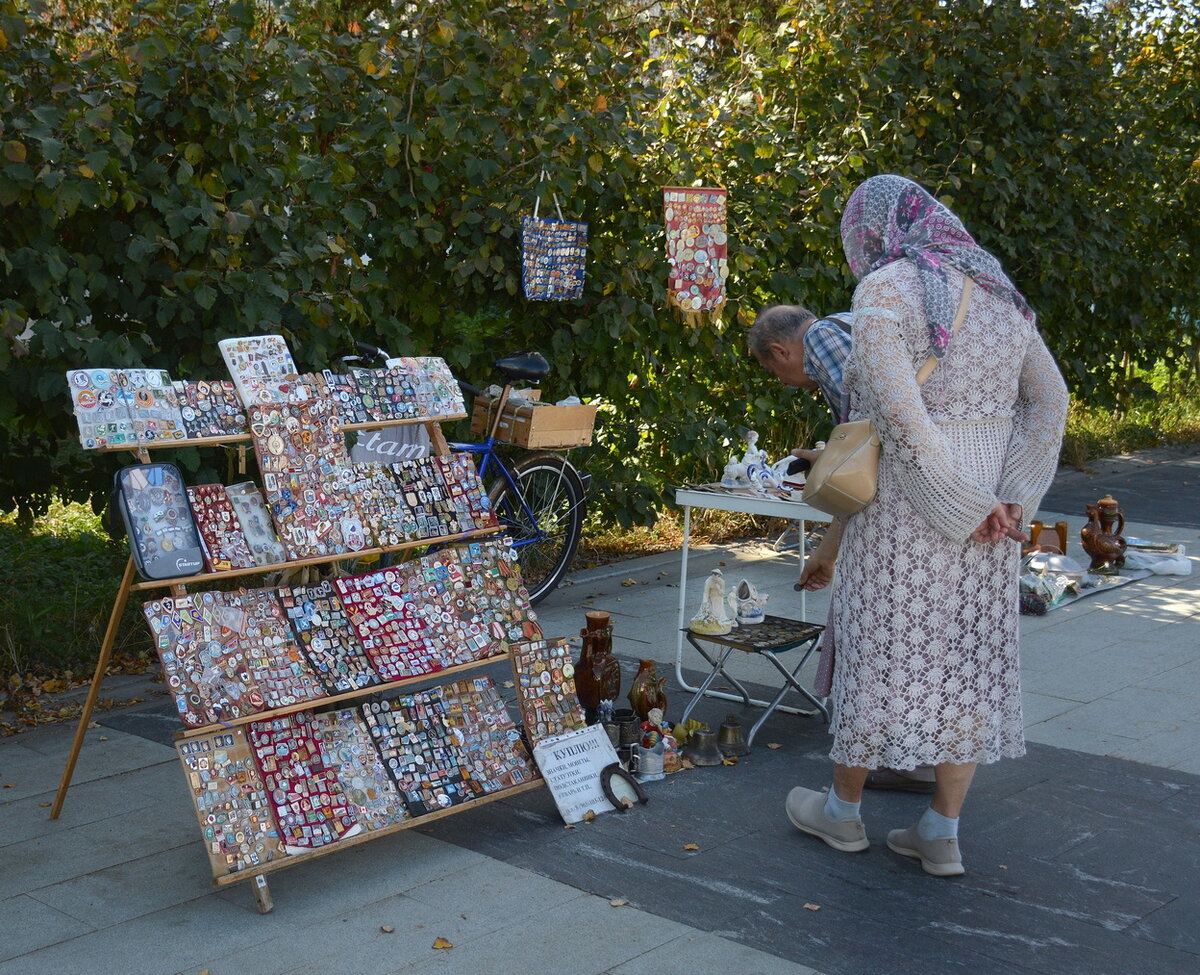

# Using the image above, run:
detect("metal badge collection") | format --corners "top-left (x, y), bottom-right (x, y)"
top-left (66, 342), bottom-right (465, 449)
top-left (72, 334), bottom-right (576, 879)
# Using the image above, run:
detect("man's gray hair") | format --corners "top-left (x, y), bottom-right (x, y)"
top-left (747, 304), bottom-right (815, 360)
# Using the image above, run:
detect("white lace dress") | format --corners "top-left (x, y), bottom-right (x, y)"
top-left (828, 261), bottom-right (1068, 770)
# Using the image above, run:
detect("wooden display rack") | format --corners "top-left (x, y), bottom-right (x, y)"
top-left (50, 410), bottom-right (547, 913)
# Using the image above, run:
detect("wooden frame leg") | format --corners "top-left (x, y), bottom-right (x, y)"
top-left (252, 874), bottom-right (274, 914)
top-left (49, 555), bottom-right (137, 819)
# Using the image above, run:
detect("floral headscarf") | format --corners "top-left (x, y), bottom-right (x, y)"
top-left (840, 174), bottom-right (1034, 358)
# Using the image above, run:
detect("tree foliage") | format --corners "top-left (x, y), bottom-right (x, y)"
top-left (1, 0), bottom-right (1197, 524)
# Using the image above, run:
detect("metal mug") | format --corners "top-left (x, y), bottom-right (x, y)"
top-left (630, 742), bottom-right (665, 782)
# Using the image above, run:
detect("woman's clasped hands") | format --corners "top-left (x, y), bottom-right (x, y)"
top-left (972, 502), bottom-right (1026, 545)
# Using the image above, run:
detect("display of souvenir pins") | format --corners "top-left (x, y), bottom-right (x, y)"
top-left (248, 398), bottom-right (346, 477)
top-left (175, 378), bottom-right (247, 439)
top-left (389, 456), bottom-right (461, 539)
top-left (340, 464), bottom-right (411, 548)
top-left (261, 469), bottom-right (350, 561)
top-left (439, 676), bottom-right (539, 793)
top-left (186, 483), bottom-right (257, 572)
top-left (455, 538), bottom-right (543, 653)
top-left (311, 708), bottom-right (411, 831)
top-left (142, 592), bottom-right (266, 727)
top-left (279, 580), bottom-right (380, 693)
top-left (235, 588), bottom-right (326, 709)
top-left (430, 453), bottom-right (496, 531)
top-left (225, 481), bottom-right (289, 565)
top-left (663, 186), bottom-right (729, 315)
top-left (397, 357), bottom-right (466, 417)
top-left (114, 463), bottom-right (206, 580)
top-left (359, 691), bottom-right (479, 816)
top-left (322, 371), bottom-right (371, 424)
top-left (219, 334), bottom-right (300, 406)
top-left (511, 638), bottom-right (586, 742)
top-left (176, 728), bottom-right (288, 877)
top-left (520, 214), bottom-right (588, 301)
top-left (124, 370), bottom-right (189, 443)
top-left (67, 368), bottom-right (135, 448)
top-left (332, 568), bottom-right (441, 680)
top-left (247, 710), bottom-right (363, 851)
top-left (377, 552), bottom-right (477, 670)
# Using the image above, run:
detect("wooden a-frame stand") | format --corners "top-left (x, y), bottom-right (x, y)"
top-left (48, 417), bottom-right (546, 913)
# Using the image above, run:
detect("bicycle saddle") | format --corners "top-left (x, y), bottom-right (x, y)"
top-left (494, 351), bottom-right (550, 383)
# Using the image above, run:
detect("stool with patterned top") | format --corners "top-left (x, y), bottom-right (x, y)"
top-left (679, 615), bottom-right (827, 750)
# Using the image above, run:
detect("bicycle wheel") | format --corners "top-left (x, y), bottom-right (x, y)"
top-left (488, 452), bottom-right (586, 605)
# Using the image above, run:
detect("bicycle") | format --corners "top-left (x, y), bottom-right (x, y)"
top-left (344, 343), bottom-right (589, 605)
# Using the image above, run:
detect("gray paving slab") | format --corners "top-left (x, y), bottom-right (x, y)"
top-left (0, 894), bottom-right (95, 963)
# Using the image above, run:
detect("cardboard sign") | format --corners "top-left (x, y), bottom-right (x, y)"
top-left (532, 723), bottom-right (620, 824)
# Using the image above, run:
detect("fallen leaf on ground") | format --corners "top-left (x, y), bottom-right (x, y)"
top-left (583, 809), bottom-right (596, 822)
top-left (610, 898), bottom-right (628, 907)
top-left (380, 925), bottom-right (395, 933)
top-left (38, 801), bottom-right (50, 807)
top-left (999, 864), bottom-right (1008, 870)
top-left (722, 756), bottom-right (739, 765)
top-left (683, 843), bottom-right (699, 851)
top-left (3, 783), bottom-right (14, 788)
top-left (87, 722), bottom-right (100, 729)
top-left (620, 797), bottom-right (633, 809)
top-left (564, 824), bottom-right (576, 830)
top-left (804, 903), bottom-right (821, 912)
top-left (98, 736), bottom-right (108, 741)
top-left (432, 937), bottom-right (453, 949)
top-left (503, 680), bottom-right (514, 688)
top-left (620, 578), bottom-right (636, 587)
top-left (767, 742), bottom-right (782, 750)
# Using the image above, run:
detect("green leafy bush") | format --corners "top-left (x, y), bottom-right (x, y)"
top-left (0, 501), bottom-right (150, 677)
top-left (0, 0), bottom-right (1196, 530)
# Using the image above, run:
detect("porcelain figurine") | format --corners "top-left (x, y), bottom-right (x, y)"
top-left (741, 430), bottom-right (768, 467)
top-left (729, 578), bottom-right (768, 626)
top-left (690, 568), bottom-right (735, 634)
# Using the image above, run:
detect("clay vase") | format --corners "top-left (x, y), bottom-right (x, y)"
top-left (575, 611), bottom-right (621, 722)
top-left (627, 659), bottom-right (668, 721)
top-left (1080, 494), bottom-right (1127, 572)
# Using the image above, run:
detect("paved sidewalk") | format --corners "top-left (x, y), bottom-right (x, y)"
top-left (2, 448), bottom-right (1198, 975)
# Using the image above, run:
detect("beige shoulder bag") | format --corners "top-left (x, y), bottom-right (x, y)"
top-left (802, 279), bottom-right (974, 517)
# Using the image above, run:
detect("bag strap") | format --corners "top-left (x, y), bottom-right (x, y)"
top-left (915, 277), bottom-right (973, 386)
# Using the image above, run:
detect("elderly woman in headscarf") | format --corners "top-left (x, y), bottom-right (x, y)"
top-left (786, 175), bottom-right (1068, 876)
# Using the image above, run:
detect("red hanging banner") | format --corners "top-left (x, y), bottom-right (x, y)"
top-left (663, 186), bottom-right (728, 319)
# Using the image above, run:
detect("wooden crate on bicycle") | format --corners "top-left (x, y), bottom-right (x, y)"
top-left (470, 389), bottom-right (598, 448)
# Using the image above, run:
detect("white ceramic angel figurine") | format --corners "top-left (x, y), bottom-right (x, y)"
top-left (741, 430), bottom-right (769, 467)
top-left (690, 568), bottom-right (735, 635)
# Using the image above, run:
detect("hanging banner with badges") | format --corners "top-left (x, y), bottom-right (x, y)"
top-left (663, 186), bottom-right (729, 321)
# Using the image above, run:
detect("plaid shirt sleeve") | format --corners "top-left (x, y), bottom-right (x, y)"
top-left (802, 316), bottom-right (852, 418)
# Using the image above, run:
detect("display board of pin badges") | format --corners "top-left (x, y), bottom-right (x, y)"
top-left (113, 444), bottom-right (496, 581)
top-left (511, 638), bottom-right (588, 743)
top-left (174, 672), bottom-right (536, 879)
top-left (66, 334), bottom-right (466, 450)
top-left (143, 537), bottom-right (542, 729)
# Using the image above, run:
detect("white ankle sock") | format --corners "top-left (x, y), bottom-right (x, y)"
top-left (823, 787), bottom-right (861, 822)
top-left (918, 806), bottom-right (958, 840)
